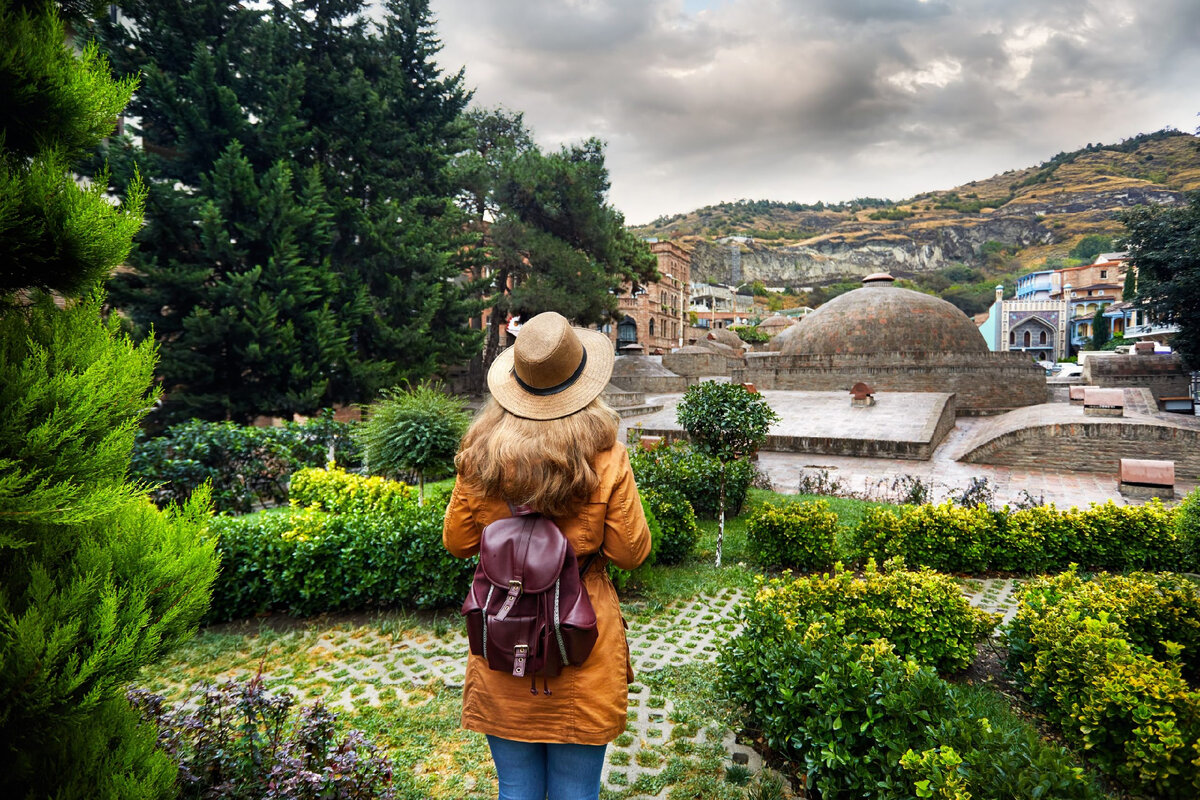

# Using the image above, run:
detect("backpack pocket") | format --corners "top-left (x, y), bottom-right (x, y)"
top-left (486, 613), bottom-right (543, 677)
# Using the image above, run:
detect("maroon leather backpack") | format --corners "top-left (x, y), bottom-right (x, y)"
top-left (462, 506), bottom-right (598, 694)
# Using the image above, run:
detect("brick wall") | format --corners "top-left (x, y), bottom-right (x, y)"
top-left (738, 352), bottom-right (1048, 413)
top-left (661, 350), bottom-right (726, 377)
top-left (961, 420), bottom-right (1200, 479)
top-left (1084, 354), bottom-right (1191, 403)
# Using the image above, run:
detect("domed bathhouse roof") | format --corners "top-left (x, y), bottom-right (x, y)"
top-left (758, 314), bottom-right (795, 334)
top-left (780, 274), bottom-right (988, 357)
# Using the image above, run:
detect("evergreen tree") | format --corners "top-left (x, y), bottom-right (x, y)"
top-left (91, 0), bottom-right (479, 422)
top-left (0, 2), bottom-right (218, 795)
top-left (1090, 307), bottom-right (1110, 349)
top-left (1121, 192), bottom-right (1200, 369)
top-left (456, 110), bottom-right (658, 372)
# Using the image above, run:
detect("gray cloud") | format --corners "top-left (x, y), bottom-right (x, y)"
top-left (429, 0), bottom-right (1200, 223)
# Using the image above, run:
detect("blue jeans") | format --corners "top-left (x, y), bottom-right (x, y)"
top-left (486, 735), bottom-right (607, 800)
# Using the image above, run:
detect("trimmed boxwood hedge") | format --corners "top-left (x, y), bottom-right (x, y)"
top-left (1005, 570), bottom-right (1200, 798)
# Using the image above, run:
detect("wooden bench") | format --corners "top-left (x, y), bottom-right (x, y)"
top-left (1118, 458), bottom-right (1175, 499)
top-left (1083, 387), bottom-right (1124, 417)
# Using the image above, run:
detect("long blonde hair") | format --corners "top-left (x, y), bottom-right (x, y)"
top-left (455, 396), bottom-right (619, 517)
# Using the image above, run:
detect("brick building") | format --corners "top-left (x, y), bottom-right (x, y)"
top-left (605, 240), bottom-right (691, 354)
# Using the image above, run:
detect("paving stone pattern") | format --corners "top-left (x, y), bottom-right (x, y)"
top-left (168, 582), bottom-right (1025, 797)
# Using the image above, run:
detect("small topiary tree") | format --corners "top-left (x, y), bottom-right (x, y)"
top-left (357, 381), bottom-right (471, 505)
top-left (676, 381), bottom-right (779, 567)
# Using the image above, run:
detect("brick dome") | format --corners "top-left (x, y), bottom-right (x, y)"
top-left (780, 277), bottom-right (988, 356)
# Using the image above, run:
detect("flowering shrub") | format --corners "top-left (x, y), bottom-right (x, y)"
top-left (853, 499), bottom-right (1188, 574)
top-left (128, 675), bottom-right (395, 799)
top-left (1005, 570), bottom-right (1200, 797)
top-left (744, 560), bottom-right (997, 673)
top-left (745, 500), bottom-right (837, 571)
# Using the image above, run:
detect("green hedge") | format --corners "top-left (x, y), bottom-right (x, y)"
top-left (132, 415), bottom-right (362, 513)
top-left (640, 485), bottom-right (700, 565)
top-left (719, 622), bottom-right (1103, 799)
top-left (744, 560), bottom-right (998, 673)
top-left (853, 499), bottom-right (1189, 574)
top-left (1004, 570), bottom-right (1200, 798)
top-left (608, 497), bottom-right (662, 593)
top-left (205, 486), bottom-right (472, 622)
top-left (745, 500), bottom-right (837, 571)
top-left (629, 442), bottom-right (753, 518)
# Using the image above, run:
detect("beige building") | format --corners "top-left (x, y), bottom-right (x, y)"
top-left (606, 240), bottom-right (691, 353)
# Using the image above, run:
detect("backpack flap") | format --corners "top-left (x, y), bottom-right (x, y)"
top-left (478, 515), bottom-right (568, 614)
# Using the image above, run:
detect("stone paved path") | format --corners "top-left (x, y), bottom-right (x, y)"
top-left (184, 581), bottom-right (1026, 797)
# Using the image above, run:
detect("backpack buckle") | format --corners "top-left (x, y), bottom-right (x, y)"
top-left (495, 580), bottom-right (523, 621)
top-left (512, 643), bottom-right (529, 678)
top-left (508, 579), bottom-right (523, 594)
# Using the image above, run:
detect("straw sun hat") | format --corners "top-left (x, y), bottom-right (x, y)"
top-left (487, 311), bottom-right (615, 420)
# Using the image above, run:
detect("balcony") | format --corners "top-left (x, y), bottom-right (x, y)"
top-left (1125, 322), bottom-right (1181, 339)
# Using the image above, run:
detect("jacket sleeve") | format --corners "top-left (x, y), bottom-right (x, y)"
top-left (442, 476), bottom-right (481, 558)
top-left (601, 447), bottom-right (652, 571)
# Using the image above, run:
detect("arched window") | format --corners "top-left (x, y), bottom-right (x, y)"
top-left (1009, 330), bottom-right (1015, 345)
top-left (1039, 330), bottom-right (1047, 344)
top-left (649, 318), bottom-right (655, 337)
top-left (1023, 331), bottom-right (1031, 347)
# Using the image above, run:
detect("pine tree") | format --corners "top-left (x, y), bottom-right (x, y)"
top-left (0, 2), bottom-right (219, 795)
top-left (91, 0), bottom-right (479, 422)
top-left (457, 111), bottom-right (658, 372)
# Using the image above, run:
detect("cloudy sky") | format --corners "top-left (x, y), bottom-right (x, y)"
top-left (427, 0), bottom-right (1199, 225)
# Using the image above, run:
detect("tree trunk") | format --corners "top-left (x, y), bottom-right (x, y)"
top-left (716, 465), bottom-right (726, 568)
top-left (418, 472), bottom-right (425, 506)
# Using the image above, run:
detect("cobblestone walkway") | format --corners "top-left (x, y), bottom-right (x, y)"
top-left (153, 580), bottom-right (1026, 797)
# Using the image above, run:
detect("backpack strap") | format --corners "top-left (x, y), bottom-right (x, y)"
top-left (494, 514), bottom-right (536, 622)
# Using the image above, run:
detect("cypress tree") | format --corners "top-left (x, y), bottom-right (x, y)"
top-left (0, 1), bottom-right (219, 795)
top-left (91, 0), bottom-right (479, 422)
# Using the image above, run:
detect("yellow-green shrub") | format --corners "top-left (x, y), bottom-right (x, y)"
top-left (854, 500), bottom-right (1188, 574)
top-left (745, 500), bottom-right (837, 571)
top-left (1005, 570), bottom-right (1200, 797)
top-left (748, 559), bottom-right (998, 672)
top-left (289, 465), bottom-right (414, 516)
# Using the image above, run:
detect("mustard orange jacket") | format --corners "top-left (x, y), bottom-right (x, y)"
top-left (442, 443), bottom-right (652, 745)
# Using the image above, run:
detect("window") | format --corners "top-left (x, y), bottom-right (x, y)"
top-left (1009, 330), bottom-right (1015, 345)
top-left (1100, 270), bottom-right (1107, 279)
top-left (649, 318), bottom-right (655, 337)
top-left (1039, 330), bottom-right (1047, 344)
top-left (1023, 331), bottom-right (1031, 347)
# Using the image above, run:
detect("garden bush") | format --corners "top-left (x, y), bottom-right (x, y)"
top-left (629, 441), bottom-right (754, 518)
top-left (853, 499), bottom-right (1188, 574)
top-left (745, 500), bottom-right (837, 571)
top-left (1005, 570), bottom-right (1200, 798)
top-left (745, 559), bottom-right (998, 673)
top-left (290, 465), bottom-right (415, 517)
top-left (128, 676), bottom-right (396, 798)
top-left (609, 496), bottom-right (662, 592)
top-left (641, 485), bottom-right (700, 565)
top-left (132, 414), bottom-right (361, 513)
top-left (205, 487), bottom-right (472, 621)
top-left (1177, 486), bottom-right (1200, 568)
top-left (719, 622), bottom-right (1103, 800)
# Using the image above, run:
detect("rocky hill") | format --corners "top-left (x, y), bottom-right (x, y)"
top-left (632, 130), bottom-right (1200, 288)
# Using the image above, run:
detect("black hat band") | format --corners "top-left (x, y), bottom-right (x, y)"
top-left (511, 349), bottom-right (588, 396)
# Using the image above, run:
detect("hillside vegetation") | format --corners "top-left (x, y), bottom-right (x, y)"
top-left (632, 130), bottom-right (1200, 314)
